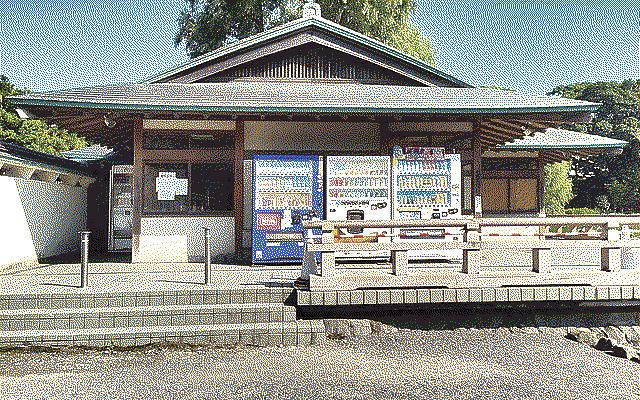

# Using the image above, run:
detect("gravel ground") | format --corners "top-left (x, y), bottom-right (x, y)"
top-left (0, 328), bottom-right (638, 400)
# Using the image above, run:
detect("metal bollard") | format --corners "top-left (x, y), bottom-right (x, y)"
top-left (203, 227), bottom-right (211, 285)
top-left (79, 231), bottom-right (91, 288)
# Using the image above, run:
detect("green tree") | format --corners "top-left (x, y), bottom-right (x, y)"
top-left (175, 0), bottom-right (435, 64)
top-left (0, 75), bottom-right (87, 155)
top-left (549, 80), bottom-right (640, 213)
top-left (543, 161), bottom-right (573, 215)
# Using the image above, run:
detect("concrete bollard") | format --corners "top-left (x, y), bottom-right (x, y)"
top-left (79, 231), bottom-right (91, 288)
top-left (203, 227), bottom-right (211, 285)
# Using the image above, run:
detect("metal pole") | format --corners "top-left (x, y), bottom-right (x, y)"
top-left (79, 231), bottom-right (90, 288)
top-left (203, 227), bottom-right (211, 285)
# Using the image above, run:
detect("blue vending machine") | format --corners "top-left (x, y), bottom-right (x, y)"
top-left (252, 155), bottom-right (323, 264)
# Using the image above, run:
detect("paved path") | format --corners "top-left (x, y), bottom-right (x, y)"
top-left (0, 328), bottom-right (638, 400)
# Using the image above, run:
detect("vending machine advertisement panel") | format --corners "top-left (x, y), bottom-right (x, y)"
top-left (326, 156), bottom-right (391, 259)
top-left (108, 165), bottom-right (133, 252)
top-left (391, 146), bottom-right (462, 261)
top-left (252, 155), bottom-right (323, 264)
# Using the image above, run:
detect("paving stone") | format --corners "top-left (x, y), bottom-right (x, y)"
top-left (431, 289), bottom-right (444, 303)
top-left (481, 288), bottom-right (495, 302)
top-left (337, 292), bottom-right (351, 305)
top-left (469, 288), bottom-right (482, 302)
top-left (534, 287), bottom-right (547, 301)
top-left (389, 290), bottom-right (403, 304)
top-left (443, 289), bottom-right (456, 303)
top-left (608, 286), bottom-right (622, 300)
top-left (323, 292), bottom-right (338, 306)
top-left (363, 291), bottom-right (377, 305)
top-left (584, 287), bottom-right (596, 300)
top-left (456, 289), bottom-right (469, 303)
top-left (634, 286), bottom-right (640, 300)
top-left (521, 288), bottom-right (534, 301)
top-left (559, 287), bottom-right (572, 301)
top-left (350, 291), bottom-right (364, 305)
top-left (507, 288), bottom-right (521, 302)
top-left (621, 287), bottom-right (634, 300)
top-left (416, 289), bottom-right (430, 303)
top-left (403, 289), bottom-right (417, 304)
top-left (546, 287), bottom-right (560, 301)
top-left (571, 287), bottom-right (585, 301)
top-left (596, 287), bottom-right (609, 300)
top-left (495, 288), bottom-right (508, 302)
top-left (309, 292), bottom-right (323, 306)
top-left (376, 290), bottom-right (391, 304)
top-left (297, 291), bottom-right (311, 305)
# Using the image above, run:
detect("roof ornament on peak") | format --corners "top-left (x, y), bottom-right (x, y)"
top-left (302, 0), bottom-right (322, 18)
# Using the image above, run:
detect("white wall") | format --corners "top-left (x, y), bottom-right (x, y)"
top-left (136, 216), bottom-right (235, 263)
top-left (0, 176), bottom-right (87, 271)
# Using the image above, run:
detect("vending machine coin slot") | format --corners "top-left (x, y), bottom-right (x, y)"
top-left (346, 209), bottom-right (365, 234)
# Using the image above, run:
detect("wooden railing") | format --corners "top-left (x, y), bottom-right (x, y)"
top-left (301, 217), bottom-right (640, 290)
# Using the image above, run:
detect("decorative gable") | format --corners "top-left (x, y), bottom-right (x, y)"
top-left (199, 43), bottom-right (420, 85)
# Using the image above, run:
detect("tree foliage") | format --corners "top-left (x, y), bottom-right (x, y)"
top-left (0, 75), bottom-right (87, 155)
top-left (543, 161), bottom-right (573, 215)
top-left (175, 0), bottom-right (435, 64)
top-left (548, 80), bottom-right (640, 213)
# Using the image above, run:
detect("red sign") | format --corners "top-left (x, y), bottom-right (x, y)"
top-left (256, 213), bottom-right (281, 231)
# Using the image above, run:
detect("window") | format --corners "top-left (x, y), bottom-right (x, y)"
top-left (481, 178), bottom-right (538, 213)
top-left (143, 131), bottom-right (233, 150)
top-left (143, 163), bottom-right (233, 215)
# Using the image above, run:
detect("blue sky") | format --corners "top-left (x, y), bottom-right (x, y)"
top-left (1, 0), bottom-right (638, 95)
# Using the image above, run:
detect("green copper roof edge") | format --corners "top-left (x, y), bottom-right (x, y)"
top-left (498, 143), bottom-right (626, 149)
top-left (0, 153), bottom-right (94, 178)
top-left (140, 17), bottom-right (471, 87)
top-left (9, 97), bottom-right (600, 114)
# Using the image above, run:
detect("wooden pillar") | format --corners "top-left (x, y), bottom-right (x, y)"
top-left (131, 117), bottom-right (144, 263)
top-left (537, 154), bottom-right (546, 216)
top-left (234, 119), bottom-right (245, 259)
top-left (380, 121), bottom-right (392, 154)
top-left (472, 119), bottom-right (482, 214)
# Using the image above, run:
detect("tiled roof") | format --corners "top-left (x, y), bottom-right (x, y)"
top-left (9, 82), bottom-right (600, 115)
top-left (140, 15), bottom-right (471, 87)
top-left (499, 129), bottom-right (627, 150)
top-left (61, 145), bottom-right (115, 162)
top-left (0, 141), bottom-right (93, 177)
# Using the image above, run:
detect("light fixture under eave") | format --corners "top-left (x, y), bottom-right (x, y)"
top-left (103, 114), bottom-right (116, 128)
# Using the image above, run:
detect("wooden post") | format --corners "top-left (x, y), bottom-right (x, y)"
top-left (391, 250), bottom-right (409, 276)
top-left (532, 247), bottom-right (552, 273)
top-left (462, 221), bottom-right (481, 274)
top-left (472, 120), bottom-right (483, 209)
top-left (131, 117), bottom-right (144, 263)
top-left (380, 122), bottom-right (392, 154)
top-left (233, 120), bottom-right (245, 259)
top-left (602, 221), bottom-right (622, 272)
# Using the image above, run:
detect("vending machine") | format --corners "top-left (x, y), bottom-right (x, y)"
top-left (108, 165), bottom-right (133, 252)
top-left (326, 156), bottom-right (391, 259)
top-left (391, 146), bottom-right (462, 261)
top-left (252, 155), bottom-right (323, 264)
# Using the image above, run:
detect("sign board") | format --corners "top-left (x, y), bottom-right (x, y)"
top-left (156, 172), bottom-right (189, 201)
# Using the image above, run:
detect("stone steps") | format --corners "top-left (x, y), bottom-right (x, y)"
top-left (0, 320), bottom-right (326, 348)
top-left (0, 287), bottom-right (296, 310)
top-left (0, 287), bottom-right (328, 348)
top-left (0, 303), bottom-right (297, 331)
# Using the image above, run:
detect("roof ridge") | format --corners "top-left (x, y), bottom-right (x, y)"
top-left (140, 15), bottom-right (471, 87)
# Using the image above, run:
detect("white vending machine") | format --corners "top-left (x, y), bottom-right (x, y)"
top-left (326, 155), bottom-right (391, 260)
top-left (108, 165), bottom-right (133, 252)
top-left (391, 146), bottom-right (462, 261)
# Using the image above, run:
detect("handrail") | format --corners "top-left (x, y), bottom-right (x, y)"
top-left (302, 216), bottom-right (640, 229)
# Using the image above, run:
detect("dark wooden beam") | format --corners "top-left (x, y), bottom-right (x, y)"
top-left (131, 117), bottom-right (144, 262)
top-left (233, 119), bottom-right (245, 258)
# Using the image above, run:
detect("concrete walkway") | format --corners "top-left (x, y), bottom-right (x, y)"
top-left (0, 263), bottom-right (301, 295)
